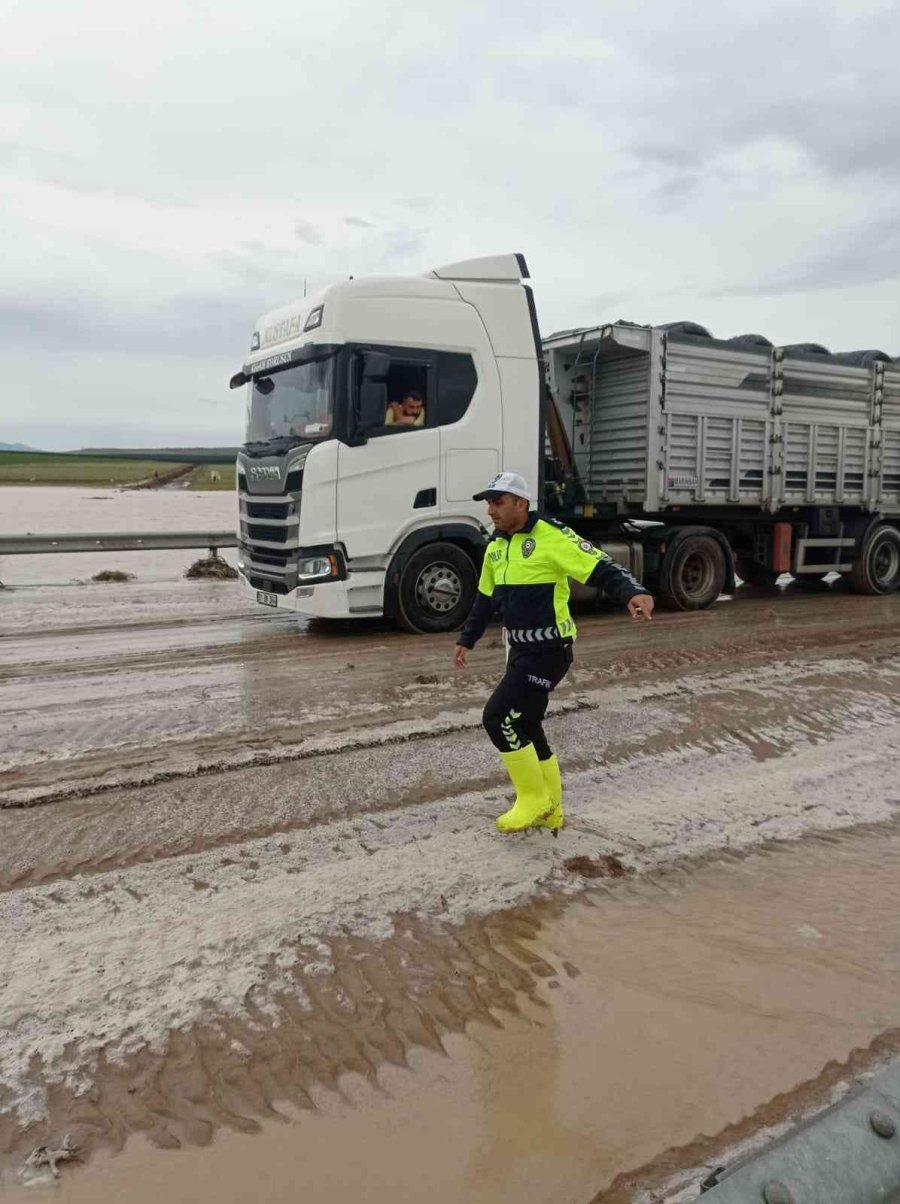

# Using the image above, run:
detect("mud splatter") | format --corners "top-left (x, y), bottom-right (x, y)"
top-left (563, 854), bottom-right (630, 879)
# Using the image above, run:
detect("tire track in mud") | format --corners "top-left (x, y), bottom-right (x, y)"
top-left (0, 911), bottom-right (559, 1167)
top-left (3, 714), bottom-right (900, 1129)
top-left (2, 654), bottom-right (899, 887)
top-left (3, 620), bottom-right (899, 808)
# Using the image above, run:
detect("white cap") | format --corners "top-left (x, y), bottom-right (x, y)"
top-left (472, 471), bottom-right (531, 502)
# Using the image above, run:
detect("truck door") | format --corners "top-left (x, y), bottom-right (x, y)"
top-left (337, 351), bottom-right (440, 560)
top-left (439, 349), bottom-right (501, 511)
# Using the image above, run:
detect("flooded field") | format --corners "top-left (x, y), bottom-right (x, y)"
top-left (2, 488), bottom-right (900, 1200)
top-left (0, 486), bottom-right (238, 585)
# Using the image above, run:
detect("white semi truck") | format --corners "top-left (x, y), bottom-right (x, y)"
top-left (229, 253), bottom-right (900, 632)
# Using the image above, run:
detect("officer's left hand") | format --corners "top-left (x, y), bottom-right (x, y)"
top-left (628, 594), bottom-right (654, 621)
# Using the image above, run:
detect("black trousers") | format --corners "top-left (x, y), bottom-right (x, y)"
top-left (482, 642), bottom-right (574, 760)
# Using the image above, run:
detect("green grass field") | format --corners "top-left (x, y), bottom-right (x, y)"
top-left (188, 464), bottom-right (235, 490)
top-left (0, 453), bottom-right (234, 489)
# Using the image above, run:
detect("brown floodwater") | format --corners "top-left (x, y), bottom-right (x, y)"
top-left (6, 823), bottom-right (900, 1203)
top-left (0, 486), bottom-right (239, 585)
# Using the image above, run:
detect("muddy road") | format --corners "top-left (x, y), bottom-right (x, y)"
top-left (2, 576), bottom-right (900, 1201)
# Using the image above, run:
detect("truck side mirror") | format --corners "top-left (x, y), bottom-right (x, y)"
top-left (358, 381), bottom-right (387, 431)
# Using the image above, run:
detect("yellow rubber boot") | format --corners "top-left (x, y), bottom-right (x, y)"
top-left (536, 755), bottom-right (564, 834)
top-left (497, 746), bottom-right (554, 833)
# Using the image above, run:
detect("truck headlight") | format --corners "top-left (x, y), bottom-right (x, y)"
top-left (297, 553), bottom-right (339, 580)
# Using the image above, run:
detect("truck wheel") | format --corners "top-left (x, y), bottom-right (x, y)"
top-left (660, 535), bottom-right (726, 610)
top-left (848, 524), bottom-right (900, 595)
top-left (396, 542), bottom-right (477, 634)
top-left (735, 557), bottom-right (778, 588)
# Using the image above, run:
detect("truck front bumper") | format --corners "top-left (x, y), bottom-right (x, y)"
top-left (239, 568), bottom-right (386, 619)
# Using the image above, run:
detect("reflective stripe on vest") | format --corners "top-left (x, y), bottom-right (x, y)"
top-left (505, 626), bottom-right (561, 643)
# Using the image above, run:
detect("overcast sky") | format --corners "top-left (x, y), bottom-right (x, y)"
top-left (3, 0), bottom-right (899, 449)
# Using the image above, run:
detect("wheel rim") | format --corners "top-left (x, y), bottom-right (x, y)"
top-left (870, 537), bottom-right (900, 589)
top-left (414, 562), bottom-right (462, 614)
top-left (680, 550), bottom-right (715, 600)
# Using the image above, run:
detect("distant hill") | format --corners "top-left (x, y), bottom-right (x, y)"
top-left (76, 446), bottom-right (239, 462)
top-left (0, 441), bottom-right (41, 452)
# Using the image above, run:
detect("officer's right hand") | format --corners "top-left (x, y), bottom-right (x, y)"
top-left (454, 644), bottom-right (468, 669)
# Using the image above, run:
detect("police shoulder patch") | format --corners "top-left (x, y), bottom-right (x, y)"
top-left (579, 540), bottom-right (595, 552)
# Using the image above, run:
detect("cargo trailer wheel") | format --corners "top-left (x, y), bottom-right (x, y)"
top-left (396, 542), bottom-right (477, 634)
top-left (848, 524), bottom-right (900, 595)
top-left (660, 535), bottom-right (726, 610)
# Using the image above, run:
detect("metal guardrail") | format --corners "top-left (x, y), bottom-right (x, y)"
top-left (0, 531), bottom-right (238, 555)
top-left (699, 1059), bottom-right (900, 1202)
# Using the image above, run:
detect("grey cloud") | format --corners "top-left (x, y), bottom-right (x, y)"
top-left (7, 0), bottom-right (898, 215)
top-left (295, 221), bottom-right (324, 244)
top-left (584, 292), bottom-right (634, 315)
top-left (505, 1), bottom-right (900, 196)
top-left (544, 293), bottom-right (635, 337)
top-left (217, 248), bottom-right (308, 293)
top-left (0, 289), bottom-right (262, 360)
top-left (396, 197), bottom-right (434, 214)
top-left (0, 297), bottom-right (97, 349)
top-left (0, 138), bottom-right (200, 208)
top-left (651, 171), bottom-right (702, 208)
top-left (630, 88), bottom-right (900, 187)
top-left (377, 232), bottom-right (426, 266)
top-left (344, 216), bottom-right (376, 228)
top-left (713, 217), bottom-right (900, 297)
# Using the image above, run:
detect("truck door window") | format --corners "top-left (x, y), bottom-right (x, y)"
top-left (378, 364), bottom-right (430, 433)
top-left (436, 352), bottom-right (477, 425)
top-left (351, 346), bottom-right (476, 435)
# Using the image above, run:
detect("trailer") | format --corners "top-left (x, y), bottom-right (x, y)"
top-left (542, 320), bottom-right (900, 609)
top-left (229, 254), bottom-right (900, 631)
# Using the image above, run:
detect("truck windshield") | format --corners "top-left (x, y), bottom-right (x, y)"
top-left (244, 355), bottom-right (336, 446)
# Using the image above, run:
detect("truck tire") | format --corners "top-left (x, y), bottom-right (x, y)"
top-left (396, 542), bottom-right (477, 634)
top-left (848, 524), bottom-right (900, 595)
top-left (659, 535), bottom-right (726, 610)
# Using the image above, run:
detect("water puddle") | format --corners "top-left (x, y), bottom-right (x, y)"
top-left (5, 823), bottom-right (900, 1202)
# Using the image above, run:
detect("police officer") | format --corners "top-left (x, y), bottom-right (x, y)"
top-left (454, 471), bottom-right (654, 834)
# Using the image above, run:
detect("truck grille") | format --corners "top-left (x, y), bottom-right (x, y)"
top-left (238, 446), bottom-right (313, 596)
top-left (246, 522), bottom-right (288, 543)
top-left (246, 546), bottom-right (289, 567)
top-left (245, 501), bottom-right (291, 519)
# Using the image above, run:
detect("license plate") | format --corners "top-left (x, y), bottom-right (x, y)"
top-left (256, 590), bottom-right (278, 608)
